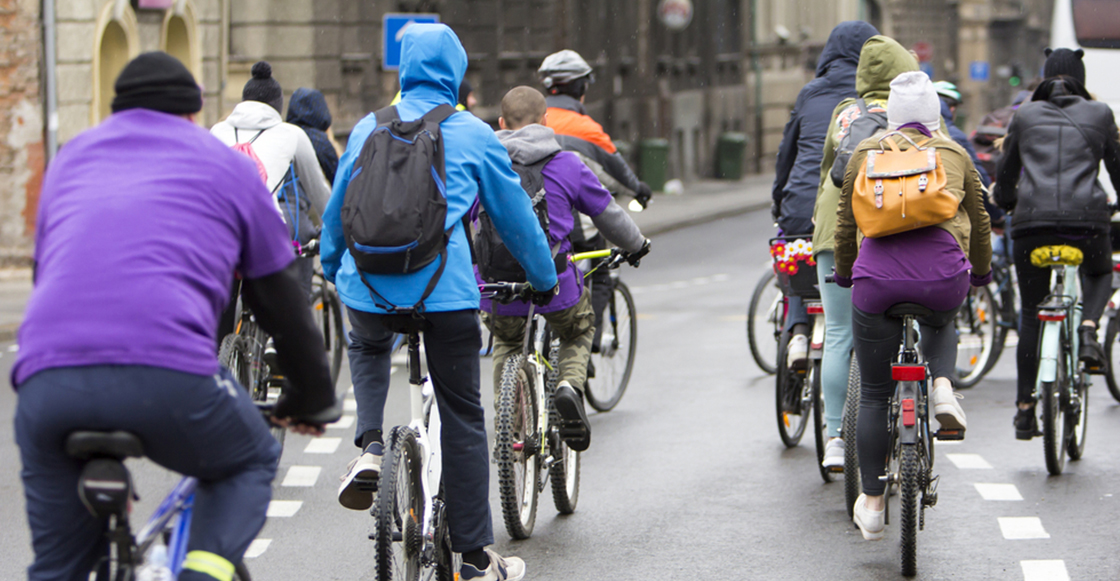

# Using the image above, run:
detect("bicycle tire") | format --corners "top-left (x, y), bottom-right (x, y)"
top-left (747, 270), bottom-right (781, 375)
top-left (543, 330), bottom-right (579, 514)
top-left (955, 285), bottom-right (1001, 388)
top-left (899, 444), bottom-right (921, 577)
top-left (495, 354), bottom-right (540, 539)
top-left (312, 282), bottom-right (346, 389)
top-left (775, 329), bottom-right (811, 447)
top-left (843, 355), bottom-right (862, 519)
top-left (234, 563), bottom-right (252, 581)
top-left (434, 482), bottom-right (458, 581)
top-left (1041, 335), bottom-right (1068, 475)
top-left (811, 360), bottom-right (833, 483)
top-left (1103, 314), bottom-right (1120, 403)
top-left (374, 426), bottom-right (423, 581)
top-left (1067, 372), bottom-right (1089, 461)
top-left (220, 333), bottom-right (285, 449)
top-left (586, 280), bottom-right (637, 412)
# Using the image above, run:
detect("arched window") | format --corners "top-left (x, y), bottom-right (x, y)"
top-left (161, 1), bottom-right (201, 80)
top-left (91, 1), bottom-right (140, 124)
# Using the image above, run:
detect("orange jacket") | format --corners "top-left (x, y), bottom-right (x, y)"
top-left (545, 107), bottom-right (616, 154)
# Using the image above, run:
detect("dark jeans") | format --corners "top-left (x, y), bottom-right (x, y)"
top-left (16, 366), bottom-right (279, 581)
top-left (346, 308), bottom-right (493, 554)
top-left (852, 304), bottom-right (960, 496)
top-left (1014, 232), bottom-right (1111, 403)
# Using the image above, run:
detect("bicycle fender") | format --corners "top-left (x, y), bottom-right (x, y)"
top-left (897, 381), bottom-right (920, 445)
top-left (1037, 322), bottom-right (1060, 384)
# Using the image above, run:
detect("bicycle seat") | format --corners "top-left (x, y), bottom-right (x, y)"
top-left (1030, 245), bottom-right (1083, 268)
top-left (380, 313), bottom-right (432, 335)
top-left (65, 431), bottom-right (144, 461)
top-left (885, 303), bottom-right (934, 319)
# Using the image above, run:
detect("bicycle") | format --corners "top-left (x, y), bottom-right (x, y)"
top-left (305, 239), bottom-right (347, 388)
top-left (479, 281), bottom-right (581, 540)
top-left (575, 248), bottom-right (639, 412)
top-left (1027, 245), bottom-right (1090, 476)
top-left (219, 284), bottom-right (285, 449)
top-left (769, 235), bottom-right (819, 450)
top-left (955, 230), bottom-right (1017, 387)
top-left (369, 313), bottom-right (458, 581)
top-left (1099, 252), bottom-right (1120, 402)
top-left (747, 269), bottom-right (781, 375)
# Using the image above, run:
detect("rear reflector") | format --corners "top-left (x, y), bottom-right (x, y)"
top-left (901, 398), bottom-right (916, 427)
top-left (1037, 311), bottom-right (1066, 322)
top-left (806, 304), bottom-right (824, 315)
top-left (892, 365), bottom-right (926, 381)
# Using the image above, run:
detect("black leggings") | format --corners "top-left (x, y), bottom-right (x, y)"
top-left (852, 304), bottom-right (960, 496)
top-left (1014, 232), bottom-right (1111, 404)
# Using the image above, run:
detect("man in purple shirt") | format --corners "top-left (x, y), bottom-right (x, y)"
top-left (481, 86), bottom-right (650, 451)
top-left (15, 52), bottom-right (338, 581)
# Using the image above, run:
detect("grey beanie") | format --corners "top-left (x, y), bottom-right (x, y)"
top-left (887, 71), bottom-right (940, 133)
top-left (242, 61), bottom-right (283, 113)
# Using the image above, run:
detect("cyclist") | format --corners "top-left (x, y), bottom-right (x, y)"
top-left (812, 33), bottom-right (913, 471)
top-left (834, 71), bottom-right (991, 540)
top-left (993, 48), bottom-right (1120, 439)
top-left (482, 86), bottom-right (651, 452)
top-left (286, 87), bottom-right (341, 183)
top-left (771, 21), bottom-right (877, 465)
top-left (323, 24), bottom-right (554, 581)
top-left (14, 51), bottom-right (338, 581)
top-left (933, 80), bottom-right (1007, 233)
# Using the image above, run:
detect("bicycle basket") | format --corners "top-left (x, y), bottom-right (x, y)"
top-left (770, 236), bottom-right (819, 298)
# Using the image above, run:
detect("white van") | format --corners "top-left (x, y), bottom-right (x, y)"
top-left (1050, 0), bottom-right (1120, 115)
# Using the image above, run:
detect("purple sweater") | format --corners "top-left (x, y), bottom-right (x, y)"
top-left (851, 227), bottom-right (970, 313)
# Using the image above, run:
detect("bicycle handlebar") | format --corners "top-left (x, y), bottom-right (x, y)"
top-left (479, 282), bottom-right (533, 304)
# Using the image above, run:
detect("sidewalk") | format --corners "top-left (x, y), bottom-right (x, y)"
top-left (0, 173), bottom-right (777, 342)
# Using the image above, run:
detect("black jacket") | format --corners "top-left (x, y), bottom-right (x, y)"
top-left (771, 21), bottom-right (878, 235)
top-left (941, 98), bottom-right (1004, 226)
top-left (995, 79), bottom-right (1120, 238)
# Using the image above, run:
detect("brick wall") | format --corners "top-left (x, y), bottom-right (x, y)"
top-left (0, 0), bottom-right (42, 260)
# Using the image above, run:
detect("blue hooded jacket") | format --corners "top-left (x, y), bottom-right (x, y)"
top-left (772, 21), bottom-right (878, 235)
top-left (321, 24), bottom-right (556, 313)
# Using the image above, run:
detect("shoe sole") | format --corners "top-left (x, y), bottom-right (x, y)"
top-left (338, 467), bottom-right (379, 511)
top-left (553, 394), bottom-right (591, 452)
top-left (853, 513), bottom-right (884, 541)
top-left (934, 406), bottom-right (967, 431)
top-left (1014, 429), bottom-right (1035, 441)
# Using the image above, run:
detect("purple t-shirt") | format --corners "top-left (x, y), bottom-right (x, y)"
top-left (851, 227), bottom-right (970, 313)
top-left (483, 151), bottom-right (612, 316)
top-left (13, 109), bottom-right (295, 386)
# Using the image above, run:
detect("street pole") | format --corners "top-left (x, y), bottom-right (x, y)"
top-left (750, 0), bottom-right (763, 173)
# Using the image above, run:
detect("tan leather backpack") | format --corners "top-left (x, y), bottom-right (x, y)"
top-left (852, 132), bottom-right (959, 238)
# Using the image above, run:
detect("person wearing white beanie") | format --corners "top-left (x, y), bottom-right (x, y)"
top-left (887, 71), bottom-right (941, 134)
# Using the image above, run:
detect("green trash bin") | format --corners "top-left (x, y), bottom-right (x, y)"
top-left (716, 132), bottom-right (748, 180)
top-left (638, 138), bottom-right (669, 193)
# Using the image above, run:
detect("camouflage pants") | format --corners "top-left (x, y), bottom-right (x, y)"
top-left (482, 288), bottom-right (595, 398)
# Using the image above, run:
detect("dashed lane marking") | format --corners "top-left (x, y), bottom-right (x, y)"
top-left (303, 437), bottom-right (342, 454)
top-left (266, 500), bottom-right (303, 518)
top-left (1021, 560), bottom-right (1069, 581)
top-left (328, 415), bottom-right (356, 429)
top-left (244, 539), bottom-right (272, 559)
top-left (630, 273), bottom-right (732, 295)
top-left (999, 517), bottom-right (1050, 540)
top-left (281, 466), bottom-right (322, 487)
top-left (945, 453), bottom-right (993, 469)
top-left (343, 399), bottom-right (357, 412)
top-left (974, 483), bottom-right (1024, 501)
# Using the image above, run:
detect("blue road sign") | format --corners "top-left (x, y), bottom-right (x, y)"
top-left (919, 62), bottom-right (934, 78)
top-left (970, 61), bottom-right (990, 82)
top-left (382, 13), bottom-right (440, 71)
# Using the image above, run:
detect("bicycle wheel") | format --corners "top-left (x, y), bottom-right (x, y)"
top-left (747, 270), bottom-right (781, 375)
top-left (586, 280), bottom-right (637, 412)
top-left (234, 563), bottom-right (252, 581)
top-left (495, 354), bottom-right (540, 539)
top-left (312, 281), bottom-right (346, 389)
top-left (899, 444), bottom-right (921, 577)
top-left (775, 330), bottom-right (811, 447)
top-left (843, 355), bottom-right (862, 519)
top-left (1041, 336), bottom-right (1069, 475)
top-left (374, 427), bottom-right (423, 581)
top-left (543, 331), bottom-right (579, 514)
top-left (810, 360), bottom-right (833, 483)
top-left (1103, 314), bottom-right (1120, 402)
top-left (220, 333), bottom-right (285, 448)
top-left (955, 285), bottom-right (1001, 388)
top-left (434, 483), bottom-right (458, 581)
top-left (1067, 372), bottom-right (1089, 461)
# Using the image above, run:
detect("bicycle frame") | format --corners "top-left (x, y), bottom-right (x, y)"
top-left (518, 303), bottom-right (559, 478)
top-left (1036, 264), bottom-right (1082, 387)
top-left (402, 330), bottom-right (445, 562)
top-left (134, 477), bottom-right (197, 578)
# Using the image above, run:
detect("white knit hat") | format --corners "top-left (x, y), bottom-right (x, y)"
top-left (887, 71), bottom-right (940, 133)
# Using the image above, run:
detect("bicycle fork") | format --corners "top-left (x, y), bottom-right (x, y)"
top-left (405, 331), bottom-right (443, 568)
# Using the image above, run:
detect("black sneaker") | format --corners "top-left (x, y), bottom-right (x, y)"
top-left (553, 381), bottom-right (591, 452)
top-left (1079, 325), bottom-right (1107, 374)
top-left (1014, 406), bottom-right (1038, 441)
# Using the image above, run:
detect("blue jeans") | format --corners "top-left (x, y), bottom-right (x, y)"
top-left (815, 251), bottom-right (854, 438)
top-left (16, 365), bottom-right (279, 581)
top-left (347, 308), bottom-right (493, 553)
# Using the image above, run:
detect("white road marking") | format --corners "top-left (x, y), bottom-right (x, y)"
top-left (1021, 560), bottom-right (1069, 581)
top-left (244, 539), bottom-right (272, 559)
top-left (974, 483), bottom-right (1023, 501)
top-left (343, 399), bottom-right (357, 412)
top-left (7, 344), bottom-right (17, 352)
top-left (303, 437), bottom-right (342, 454)
top-left (711, 273), bottom-right (731, 282)
top-left (281, 466), bottom-right (322, 487)
top-left (935, 439), bottom-right (963, 445)
top-left (946, 453), bottom-right (992, 469)
top-left (328, 415), bottom-right (356, 429)
top-left (266, 500), bottom-right (303, 518)
top-left (999, 517), bottom-right (1050, 540)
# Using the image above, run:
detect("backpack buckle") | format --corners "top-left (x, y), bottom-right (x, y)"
top-left (918, 173), bottom-right (928, 193)
top-left (874, 179), bottom-right (884, 208)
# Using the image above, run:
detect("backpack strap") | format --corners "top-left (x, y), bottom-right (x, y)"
top-left (856, 98), bottom-right (869, 116)
top-left (234, 127), bottom-right (266, 144)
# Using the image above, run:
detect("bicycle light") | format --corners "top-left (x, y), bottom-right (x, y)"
top-left (806, 304), bottom-right (824, 315)
top-left (892, 365), bottom-right (926, 381)
top-left (901, 398), bottom-right (916, 427)
top-left (1037, 311), bottom-right (1066, 322)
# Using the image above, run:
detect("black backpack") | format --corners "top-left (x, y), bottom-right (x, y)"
top-left (830, 98), bottom-right (888, 187)
top-left (476, 153), bottom-right (566, 283)
top-left (341, 104), bottom-right (460, 310)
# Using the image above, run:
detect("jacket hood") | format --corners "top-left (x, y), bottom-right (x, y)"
top-left (286, 87), bottom-right (331, 131)
top-left (816, 21), bottom-right (879, 77)
top-left (855, 36), bottom-right (920, 100)
top-left (496, 124), bottom-right (562, 165)
top-left (226, 100), bottom-right (283, 130)
top-left (399, 24), bottom-right (465, 108)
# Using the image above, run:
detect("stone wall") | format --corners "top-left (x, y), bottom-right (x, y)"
top-left (0, 0), bottom-right (42, 260)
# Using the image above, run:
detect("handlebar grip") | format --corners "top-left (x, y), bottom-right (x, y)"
top-left (824, 275), bottom-right (836, 284)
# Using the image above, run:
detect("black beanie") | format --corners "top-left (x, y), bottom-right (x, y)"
top-left (243, 61), bottom-right (283, 113)
top-left (458, 78), bottom-right (473, 108)
top-left (111, 52), bottom-right (202, 115)
top-left (1043, 48), bottom-right (1086, 86)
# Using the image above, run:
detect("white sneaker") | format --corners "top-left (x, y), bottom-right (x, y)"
top-left (932, 384), bottom-right (967, 431)
top-left (337, 449), bottom-right (382, 510)
top-left (853, 493), bottom-right (885, 541)
top-left (822, 438), bottom-right (844, 471)
top-left (786, 334), bottom-right (809, 369)
top-left (460, 548), bottom-right (526, 581)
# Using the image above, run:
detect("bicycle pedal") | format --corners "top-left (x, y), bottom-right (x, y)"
top-left (354, 478), bottom-right (379, 493)
top-left (935, 429), bottom-right (965, 441)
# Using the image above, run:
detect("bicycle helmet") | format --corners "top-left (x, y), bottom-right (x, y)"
top-left (932, 81), bottom-right (961, 106)
top-left (538, 50), bottom-right (594, 89)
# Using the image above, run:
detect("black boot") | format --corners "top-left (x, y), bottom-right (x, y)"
top-left (1014, 405), bottom-right (1038, 440)
top-left (1079, 325), bottom-right (1107, 374)
top-left (554, 381), bottom-right (591, 452)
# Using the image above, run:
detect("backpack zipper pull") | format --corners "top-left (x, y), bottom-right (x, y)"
top-left (918, 173), bottom-right (928, 193)
top-left (874, 179), bottom-right (883, 209)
